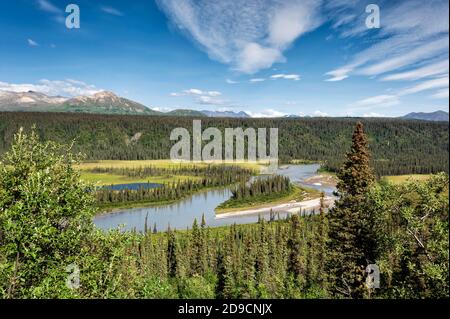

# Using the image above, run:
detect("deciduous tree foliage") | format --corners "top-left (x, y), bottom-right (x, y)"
top-left (0, 128), bottom-right (96, 298)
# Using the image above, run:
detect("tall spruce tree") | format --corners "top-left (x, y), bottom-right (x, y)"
top-left (216, 237), bottom-right (235, 299)
top-left (190, 218), bottom-right (206, 275)
top-left (287, 215), bottom-right (305, 284)
top-left (167, 227), bottom-right (178, 278)
top-left (316, 192), bottom-right (328, 291)
top-left (326, 122), bottom-right (376, 298)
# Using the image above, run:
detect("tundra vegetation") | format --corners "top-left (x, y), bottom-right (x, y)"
top-left (0, 123), bottom-right (448, 299)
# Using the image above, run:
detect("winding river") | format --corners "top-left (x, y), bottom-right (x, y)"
top-left (93, 164), bottom-right (335, 232)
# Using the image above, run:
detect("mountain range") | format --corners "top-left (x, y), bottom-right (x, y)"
top-left (0, 90), bottom-right (161, 115)
top-left (0, 90), bottom-right (447, 121)
top-left (400, 110), bottom-right (449, 122)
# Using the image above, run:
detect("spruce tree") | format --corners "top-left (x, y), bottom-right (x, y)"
top-left (326, 122), bottom-right (376, 298)
top-left (316, 192), bottom-right (328, 291)
top-left (190, 218), bottom-right (206, 276)
top-left (216, 241), bottom-right (234, 298)
top-left (287, 215), bottom-right (305, 283)
top-left (167, 227), bottom-right (178, 278)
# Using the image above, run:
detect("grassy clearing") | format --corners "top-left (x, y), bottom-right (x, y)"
top-left (215, 185), bottom-right (320, 214)
top-left (80, 172), bottom-right (201, 186)
top-left (76, 159), bottom-right (265, 171)
top-left (384, 174), bottom-right (432, 184)
top-left (77, 159), bottom-right (262, 186)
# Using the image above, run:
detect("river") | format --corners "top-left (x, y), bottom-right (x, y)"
top-left (93, 164), bottom-right (335, 232)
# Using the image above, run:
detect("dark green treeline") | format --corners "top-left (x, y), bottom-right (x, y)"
top-left (0, 112), bottom-right (448, 176)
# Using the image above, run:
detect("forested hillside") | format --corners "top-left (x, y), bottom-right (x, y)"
top-left (1, 123), bottom-right (448, 299)
top-left (0, 112), bottom-right (448, 176)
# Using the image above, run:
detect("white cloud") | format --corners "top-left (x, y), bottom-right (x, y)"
top-left (398, 76), bottom-right (449, 96)
top-left (184, 88), bottom-right (203, 95)
top-left (268, 1), bottom-right (322, 49)
top-left (246, 109), bottom-right (287, 118)
top-left (270, 73), bottom-right (300, 81)
top-left (152, 106), bottom-right (173, 112)
top-left (325, 0), bottom-right (449, 81)
top-left (237, 43), bottom-right (284, 74)
top-left (350, 95), bottom-right (401, 110)
top-left (36, 0), bottom-right (61, 14)
top-left (197, 95), bottom-right (224, 105)
top-left (0, 79), bottom-right (102, 97)
top-left (432, 89), bottom-right (449, 99)
top-left (156, 0), bottom-right (322, 73)
top-left (226, 79), bottom-right (238, 84)
top-left (36, 0), bottom-right (64, 24)
top-left (171, 88), bottom-right (222, 97)
top-left (27, 39), bottom-right (39, 47)
top-left (170, 88), bottom-right (224, 105)
top-left (363, 112), bottom-right (386, 117)
top-left (348, 74), bottom-right (449, 112)
top-left (381, 60), bottom-right (449, 81)
top-left (358, 38), bottom-right (449, 76)
top-left (325, 67), bottom-right (352, 81)
top-left (249, 73), bottom-right (301, 83)
top-left (313, 110), bottom-right (329, 117)
top-left (101, 6), bottom-right (124, 16)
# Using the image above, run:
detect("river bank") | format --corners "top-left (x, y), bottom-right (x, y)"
top-left (94, 164), bottom-right (335, 232)
top-left (215, 196), bottom-right (335, 219)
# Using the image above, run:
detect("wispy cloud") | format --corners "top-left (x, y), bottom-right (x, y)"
top-left (358, 38), bottom-right (449, 77)
top-left (348, 75), bottom-right (449, 112)
top-left (156, 0), bottom-right (322, 74)
top-left (246, 109), bottom-right (287, 118)
top-left (0, 79), bottom-right (102, 97)
top-left (101, 6), bottom-right (124, 16)
top-left (349, 95), bottom-right (401, 111)
top-left (173, 88), bottom-right (222, 97)
top-left (36, 0), bottom-right (64, 23)
top-left (170, 88), bottom-right (224, 105)
top-left (313, 110), bottom-right (329, 117)
top-left (381, 60), bottom-right (449, 81)
top-left (325, 0), bottom-right (449, 81)
top-left (432, 89), bottom-right (449, 99)
top-left (363, 112), bottom-right (386, 118)
top-left (36, 0), bottom-right (61, 14)
top-left (248, 73), bottom-right (300, 83)
top-left (270, 73), bottom-right (300, 81)
top-left (249, 78), bottom-right (265, 83)
top-left (152, 106), bottom-right (173, 112)
top-left (27, 39), bottom-right (39, 47)
top-left (398, 76), bottom-right (449, 96)
top-left (226, 79), bottom-right (238, 84)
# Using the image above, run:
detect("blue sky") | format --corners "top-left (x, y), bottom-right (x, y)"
top-left (0, 0), bottom-right (448, 117)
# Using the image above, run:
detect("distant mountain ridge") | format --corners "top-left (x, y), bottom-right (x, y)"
top-left (0, 90), bottom-right (67, 110)
top-left (200, 110), bottom-right (250, 118)
top-left (400, 110), bottom-right (449, 122)
top-left (0, 90), bottom-right (251, 117)
top-left (166, 109), bottom-right (206, 117)
top-left (63, 91), bottom-right (161, 115)
top-left (2, 90), bottom-right (448, 120)
top-left (0, 90), bottom-right (161, 115)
